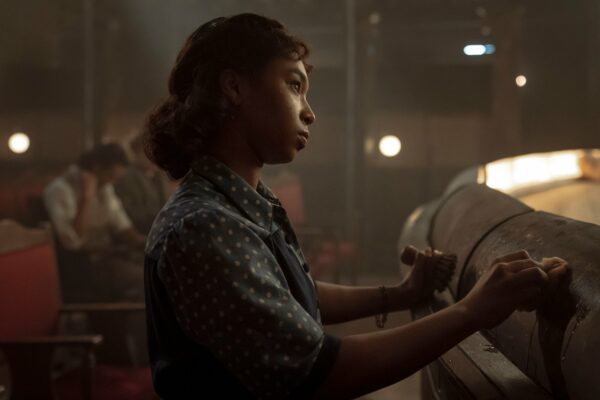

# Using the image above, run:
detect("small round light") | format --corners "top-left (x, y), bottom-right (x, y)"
top-left (8, 132), bottom-right (30, 154)
top-left (378, 135), bottom-right (401, 158)
top-left (516, 75), bottom-right (527, 87)
top-left (368, 12), bottom-right (381, 25)
top-left (475, 6), bottom-right (487, 18)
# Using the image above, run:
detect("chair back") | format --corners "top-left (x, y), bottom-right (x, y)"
top-left (0, 220), bottom-right (61, 339)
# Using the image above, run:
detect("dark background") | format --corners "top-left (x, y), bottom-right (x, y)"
top-left (1, 0), bottom-right (599, 276)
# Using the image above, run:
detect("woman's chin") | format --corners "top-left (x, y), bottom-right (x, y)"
top-left (266, 150), bottom-right (297, 165)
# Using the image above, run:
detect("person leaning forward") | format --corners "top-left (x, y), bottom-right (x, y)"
top-left (142, 13), bottom-right (569, 399)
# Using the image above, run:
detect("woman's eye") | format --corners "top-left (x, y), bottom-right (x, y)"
top-left (289, 81), bottom-right (301, 93)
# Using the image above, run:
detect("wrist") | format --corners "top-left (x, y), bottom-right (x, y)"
top-left (454, 299), bottom-right (482, 332)
top-left (387, 283), bottom-right (412, 312)
top-left (374, 285), bottom-right (389, 329)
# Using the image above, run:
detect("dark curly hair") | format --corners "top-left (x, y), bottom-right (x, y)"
top-left (143, 13), bottom-right (311, 179)
top-left (77, 143), bottom-right (129, 171)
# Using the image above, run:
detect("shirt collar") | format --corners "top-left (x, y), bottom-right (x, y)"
top-left (190, 155), bottom-right (280, 231)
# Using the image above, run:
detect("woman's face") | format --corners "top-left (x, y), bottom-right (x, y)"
top-left (238, 57), bottom-right (315, 164)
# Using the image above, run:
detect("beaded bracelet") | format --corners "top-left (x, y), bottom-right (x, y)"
top-left (375, 285), bottom-right (388, 329)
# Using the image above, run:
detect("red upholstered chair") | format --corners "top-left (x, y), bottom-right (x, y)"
top-left (0, 220), bottom-right (155, 400)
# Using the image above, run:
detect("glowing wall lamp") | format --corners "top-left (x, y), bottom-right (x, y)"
top-left (515, 75), bottom-right (527, 87)
top-left (378, 135), bottom-right (402, 158)
top-left (8, 132), bottom-right (30, 154)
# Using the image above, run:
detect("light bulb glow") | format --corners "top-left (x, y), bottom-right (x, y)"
top-left (378, 135), bottom-right (401, 157)
top-left (8, 132), bottom-right (30, 154)
top-left (464, 45), bottom-right (485, 56)
top-left (368, 12), bottom-right (381, 25)
top-left (464, 44), bottom-right (495, 56)
top-left (516, 75), bottom-right (527, 87)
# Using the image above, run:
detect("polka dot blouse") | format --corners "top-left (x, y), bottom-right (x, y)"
top-left (144, 155), bottom-right (340, 399)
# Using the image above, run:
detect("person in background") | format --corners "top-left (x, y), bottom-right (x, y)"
top-left (44, 143), bottom-right (145, 301)
top-left (114, 135), bottom-right (172, 235)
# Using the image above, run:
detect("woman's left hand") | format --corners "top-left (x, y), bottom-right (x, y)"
top-left (389, 247), bottom-right (457, 309)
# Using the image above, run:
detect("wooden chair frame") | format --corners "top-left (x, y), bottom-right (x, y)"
top-left (0, 220), bottom-right (147, 400)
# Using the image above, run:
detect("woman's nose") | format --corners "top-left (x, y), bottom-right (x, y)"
top-left (301, 102), bottom-right (316, 126)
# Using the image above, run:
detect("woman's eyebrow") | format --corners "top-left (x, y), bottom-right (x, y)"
top-left (288, 67), bottom-right (308, 85)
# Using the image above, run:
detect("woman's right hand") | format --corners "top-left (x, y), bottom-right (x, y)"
top-left (457, 250), bottom-right (569, 330)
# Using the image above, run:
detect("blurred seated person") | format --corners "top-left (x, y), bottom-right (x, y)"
top-left (114, 135), bottom-right (172, 235)
top-left (44, 143), bottom-right (145, 302)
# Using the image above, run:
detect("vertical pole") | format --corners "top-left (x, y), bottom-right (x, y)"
top-left (83, 0), bottom-right (95, 150)
top-left (344, 0), bottom-right (358, 284)
top-left (488, 3), bottom-right (523, 161)
top-left (587, 0), bottom-right (600, 138)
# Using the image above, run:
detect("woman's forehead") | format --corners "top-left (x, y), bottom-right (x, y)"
top-left (265, 57), bottom-right (309, 79)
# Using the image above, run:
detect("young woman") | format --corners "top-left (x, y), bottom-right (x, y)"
top-left (143, 13), bottom-right (567, 399)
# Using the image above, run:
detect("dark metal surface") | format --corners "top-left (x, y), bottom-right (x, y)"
top-left (463, 210), bottom-right (600, 399)
top-left (409, 289), bottom-right (552, 399)
top-left (429, 184), bottom-right (532, 297)
top-left (400, 182), bottom-right (600, 399)
top-left (562, 305), bottom-right (600, 400)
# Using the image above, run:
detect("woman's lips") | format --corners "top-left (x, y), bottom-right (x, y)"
top-left (297, 132), bottom-right (309, 148)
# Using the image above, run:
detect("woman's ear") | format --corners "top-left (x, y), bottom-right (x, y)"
top-left (219, 69), bottom-right (244, 106)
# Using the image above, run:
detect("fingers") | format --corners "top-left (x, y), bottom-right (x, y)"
top-left (500, 258), bottom-right (540, 273)
top-left (410, 252), bottom-right (427, 284)
top-left (415, 250), bottom-right (455, 292)
top-left (543, 259), bottom-right (569, 295)
top-left (512, 264), bottom-right (549, 287)
top-left (501, 255), bottom-right (569, 312)
top-left (541, 257), bottom-right (569, 284)
top-left (401, 245), bottom-right (445, 266)
top-left (510, 264), bottom-right (553, 311)
top-left (546, 262), bottom-right (569, 279)
top-left (431, 253), bottom-right (456, 292)
top-left (492, 249), bottom-right (530, 266)
top-left (414, 251), bottom-right (426, 267)
top-left (541, 257), bottom-right (568, 272)
top-left (516, 287), bottom-right (544, 311)
top-left (437, 255), bottom-right (457, 274)
top-left (518, 259), bottom-right (569, 311)
top-left (503, 256), bottom-right (568, 285)
top-left (401, 245), bottom-right (419, 266)
top-left (507, 268), bottom-right (547, 311)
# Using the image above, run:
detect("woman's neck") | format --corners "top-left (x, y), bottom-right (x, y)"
top-left (207, 127), bottom-right (263, 189)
